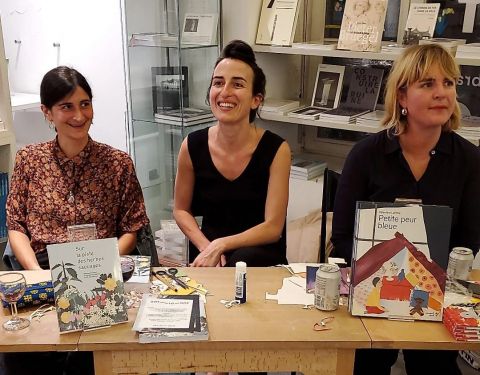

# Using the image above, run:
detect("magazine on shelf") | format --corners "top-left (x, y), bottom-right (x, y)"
top-left (356, 110), bottom-right (385, 128)
top-left (288, 64), bottom-right (345, 120)
top-left (349, 201), bottom-right (452, 322)
top-left (337, 0), bottom-right (388, 52)
top-left (403, 3), bottom-right (440, 45)
top-left (256, 0), bottom-right (300, 46)
top-left (154, 107), bottom-right (214, 122)
top-left (320, 66), bottom-right (384, 123)
top-left (290, 159), bottom-right (327, 180)
top-left (133, 294), bottom-right (208, 343)
top-left (151, 66), bottom-right (189, 113)
top-left (129, 33), bottom-right (177, 47)
top-left (181, 13), bottom-right (218, 45)
top-left (47, 238), bottom-right (128, 333)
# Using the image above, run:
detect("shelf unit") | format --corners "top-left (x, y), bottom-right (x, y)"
top-left (253, 41), bottom-right (480, 146)
top-left (0, 18), bottom-right (16, 243)
top-left (122, 0), bottom-right (221, 230)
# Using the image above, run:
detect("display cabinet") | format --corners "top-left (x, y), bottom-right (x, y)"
top-left (122, 0), bottom-right (221, 231)
top-left (0, 19), bottom-right (16, 242)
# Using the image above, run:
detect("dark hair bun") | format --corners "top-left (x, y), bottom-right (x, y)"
top-left (221, 40), bottom-right (256, 64)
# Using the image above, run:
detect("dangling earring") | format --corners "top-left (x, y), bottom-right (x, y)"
top-left (48, 121), bottom-right (55, 130)
top-left (401, 107), bottom-right (408, 116)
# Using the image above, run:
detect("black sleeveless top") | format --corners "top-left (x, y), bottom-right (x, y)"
top-left (188, 127), bottom-right (287, 258)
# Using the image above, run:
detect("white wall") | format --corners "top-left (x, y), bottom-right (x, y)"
top-left (0, 0), bottom-right (128, 151)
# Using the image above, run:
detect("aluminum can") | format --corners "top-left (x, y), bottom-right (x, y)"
top-left (314, 264), bottom-right (340, 311)
top-left (447, 247), bottom-right (474, 280)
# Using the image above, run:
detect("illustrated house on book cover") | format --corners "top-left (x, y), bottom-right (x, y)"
top-left (47, 238), bottom-right (128, 333)
top-left (337, 0), bottom-right (388, 52)
top-left (349, 202), bottom-right (452, 322)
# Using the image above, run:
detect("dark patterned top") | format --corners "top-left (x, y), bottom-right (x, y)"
top-left (6, 137), bottom-right (149, 254)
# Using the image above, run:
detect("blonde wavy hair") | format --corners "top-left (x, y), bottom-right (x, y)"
top-left (382, 44), bottom-right (461, 134)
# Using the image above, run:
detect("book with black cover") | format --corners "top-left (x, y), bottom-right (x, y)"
top-left (152, 66), bottom-right (189, 114)
top-left (133, 294), bottom-right (208, 343)
top-left (321, 66), bottom-right (384, 122)
top-left (349, 201), bottom-right (452, 322)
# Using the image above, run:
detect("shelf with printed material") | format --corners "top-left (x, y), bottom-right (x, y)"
top-left (253, 44), bottom-right (480, 66)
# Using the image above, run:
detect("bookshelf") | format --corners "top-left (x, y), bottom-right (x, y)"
top-left (0, 18), bottom-right (15, 242)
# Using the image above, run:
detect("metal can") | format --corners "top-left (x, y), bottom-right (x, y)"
top-left (314, 264), bottom-right (340, 311)
top-left (447, 247), bottom-right (474, 280)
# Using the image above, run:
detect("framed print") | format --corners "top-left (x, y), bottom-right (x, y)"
top-left (151, 66), bottom-right (189, 113)
top-left (311, 64), bottom-right (345, 109)
top-left (181, 13), bottom-right (218, 45)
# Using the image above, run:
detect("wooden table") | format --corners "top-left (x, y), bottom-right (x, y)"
top-left (78, 267), bottom-right (371, 375)
top-left (0, 270), bottom-right (81, 352)
top-left (362, 268), bottom-right (480, 351)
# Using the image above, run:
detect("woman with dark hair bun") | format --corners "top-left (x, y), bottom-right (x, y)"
top-left (174, 40), bottom-right (291, 268)
top-left (7, 66), bottom-right (149, 270)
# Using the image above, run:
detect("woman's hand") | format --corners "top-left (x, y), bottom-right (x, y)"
top-left (192, 238), bottom-right (227, 267)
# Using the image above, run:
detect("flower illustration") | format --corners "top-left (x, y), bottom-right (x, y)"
top-left (104, 277), bottom-right (117, 292)
top-left (57, 296), bottom-right (70, 309)
top-left (60, 311), bottom-right (72, 324)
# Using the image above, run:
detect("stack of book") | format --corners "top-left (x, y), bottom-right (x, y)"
top-left (129, 32), bottom-right (177, 47)
top-left (155, 220), bottom-right (188, 266)
top-left (290, 159), bottom-right (327, 180)
top-left (259, 99), bottom-right (300, 115)
top-left (0, 172), bottom-right (8, 239)
top-left (132, 294), bottom-right (209, 343)
top-left (460, 350), bottom-right (480, 370)
top-left (456, 43), bottom-right (480, 59)
top-left (457, 116), bottom-right (480, 141)
top-left (356, 110), bottom-right (385, 129)
top-left (443, 304), bottom-right (480, 342)
top-left (419, 38), bottom-right (466, 55)
top-left (154, 107), bottom-right (215, 126)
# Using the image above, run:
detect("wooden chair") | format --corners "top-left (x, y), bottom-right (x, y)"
top-left (319, 168), bottom-right (341, 263)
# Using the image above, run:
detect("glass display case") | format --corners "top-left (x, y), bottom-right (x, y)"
top-left (122, 0), bottom-right (221, 234)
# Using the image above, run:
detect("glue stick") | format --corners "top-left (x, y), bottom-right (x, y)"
top-left (235, 261), bottom-right (247, 303)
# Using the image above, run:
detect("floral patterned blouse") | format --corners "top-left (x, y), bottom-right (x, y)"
top-left (6, 137), bottom-right (149, 254)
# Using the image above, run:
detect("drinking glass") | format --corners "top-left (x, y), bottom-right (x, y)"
top-left (0, 272), bottom-right (30, 331)
top-left (120, 256), bottom-right (135, 282)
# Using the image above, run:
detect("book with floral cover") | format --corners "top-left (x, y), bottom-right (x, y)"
top-left (337, 0), bottom-right (388, 52)
top-left (349, 201), bottom-right (452, 322)
top-left (47, 238), bottom-right (128, 333)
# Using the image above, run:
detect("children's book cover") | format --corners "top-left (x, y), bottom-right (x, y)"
top-left (337, 0), bottom-right (388, 52)
top-left (349, 202), bottom-right (452, 321)
top-left (47, 238), bottom-right (128, 333)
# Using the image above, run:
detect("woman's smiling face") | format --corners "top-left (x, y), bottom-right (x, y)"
top-left (209, 58), bottom-right (261, 125)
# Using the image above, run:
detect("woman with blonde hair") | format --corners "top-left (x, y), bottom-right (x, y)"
top-left (332, 44), bottom-right (480, 374)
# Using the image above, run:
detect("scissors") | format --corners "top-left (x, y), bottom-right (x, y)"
top-left (313, 316), bottom-right (335, 331)
top-left (152, 270), bottom-right (178, 292)
top-left (156, 268), bottom-right (189, 289)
